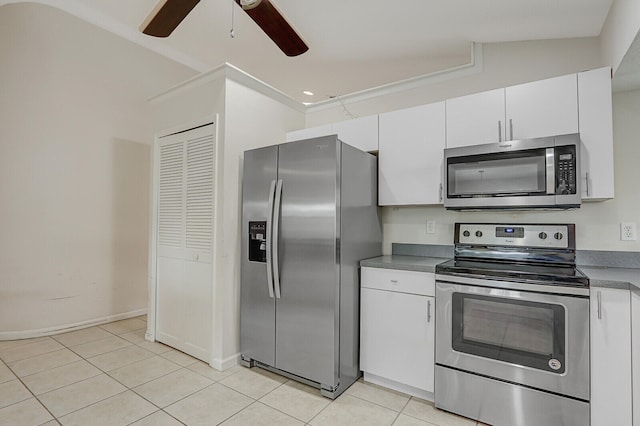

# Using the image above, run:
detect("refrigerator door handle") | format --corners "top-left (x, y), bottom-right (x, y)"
top-left (265, 179), bottom-right (276, 298)
top-left (272, 179), bottom-right (283, 299)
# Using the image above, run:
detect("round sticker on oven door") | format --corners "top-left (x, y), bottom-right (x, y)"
top-left (548, 359), bottom-right (562, 370)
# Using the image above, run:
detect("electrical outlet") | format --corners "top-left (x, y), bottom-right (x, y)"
top-left (621, 222), bottom-right (637, 241)
top-left (426, 221), bottom-right (436, 234)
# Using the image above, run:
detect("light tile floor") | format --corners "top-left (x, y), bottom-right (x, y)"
top-left (0, 317), bottom-right (486, 425)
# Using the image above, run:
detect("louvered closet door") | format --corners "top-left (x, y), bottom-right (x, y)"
top-left (156, 123), bottom-right (215, 362)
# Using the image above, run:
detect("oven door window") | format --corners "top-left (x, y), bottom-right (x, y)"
top-left (451, 293), bottom-right (565, 373)
top-left (447, 149), bottom-right (546, 198)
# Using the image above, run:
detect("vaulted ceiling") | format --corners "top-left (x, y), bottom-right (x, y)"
top-left (1, 0), bottom-right (615, 102)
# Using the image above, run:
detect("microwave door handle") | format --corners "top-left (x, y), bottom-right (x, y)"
top-left (546, 148), bottom-right (555, 194)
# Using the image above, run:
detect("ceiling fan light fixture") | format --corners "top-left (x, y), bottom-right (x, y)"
top-left (239, 0), bottom-right (263, 11)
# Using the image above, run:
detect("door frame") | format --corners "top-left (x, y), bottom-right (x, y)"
top-left (146, 115), bottom-right (220, 367)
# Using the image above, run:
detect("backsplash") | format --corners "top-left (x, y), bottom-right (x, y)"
top-left (392, 243), bottom-right (640, 269)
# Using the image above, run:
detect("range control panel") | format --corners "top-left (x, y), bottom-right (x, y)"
top-left (456, 223), bottom-right (572, 249)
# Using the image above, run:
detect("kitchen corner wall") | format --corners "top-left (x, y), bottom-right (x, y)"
top-left (0, 3), bottom-right (197, 336)
top-left (381, 88), bottom-right (640, 253)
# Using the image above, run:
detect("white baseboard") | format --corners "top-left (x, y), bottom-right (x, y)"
top-left (0, 308), bottom-right (148, 341)
top-left (363, 372), bottom-right (434, 401)
top-left (210, 353), bottom-right (240, 371)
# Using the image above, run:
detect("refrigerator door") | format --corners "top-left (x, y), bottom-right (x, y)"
top-left (240, 145), bottom-right (278, 366)
top-left (275, 136), bottom-right (341, 387)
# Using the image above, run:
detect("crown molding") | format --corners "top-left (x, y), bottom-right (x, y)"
top-left (148, 62), bottom-right (305, 113)
top-left (305, 42), bottom-right (483, 113)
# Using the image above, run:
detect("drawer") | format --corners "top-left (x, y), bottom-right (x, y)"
top-left (361, 267), bottom-right (434, 296)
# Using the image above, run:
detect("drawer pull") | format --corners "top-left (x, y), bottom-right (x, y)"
top-left (390, 279), bottom-right (398, 283)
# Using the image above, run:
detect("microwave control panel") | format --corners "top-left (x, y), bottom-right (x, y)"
top-left (555, 146), bottom-right (577, 195)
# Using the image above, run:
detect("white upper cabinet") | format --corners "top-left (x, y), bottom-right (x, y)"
top-left (332, 115), bottom-right (379, 152)
top-left (505, 73), bottom-right (579, 140)
top-left (445, 74), bottom-right (578, 147)
top-left (285, 124), bottom-right (333, 143)
top-left (285, 115), bottom-right (378, 152)
top-left (578, 67), bottom-right (614, 200)
top-left (378, 102), bottom-right (445, 205)
top-left (446, 88), bottom-right (506, 148)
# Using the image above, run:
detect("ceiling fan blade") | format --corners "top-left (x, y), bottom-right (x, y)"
top-left (140, 0), bottom-right (201, 37)
top-left (236, 0), bottom-right (308, 57)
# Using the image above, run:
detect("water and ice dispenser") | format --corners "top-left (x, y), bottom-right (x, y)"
top-left (248, 221), bottom-right (267, 262)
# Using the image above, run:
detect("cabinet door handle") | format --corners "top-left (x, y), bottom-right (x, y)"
top-left (597, 290), bottom-right (602, 320)
top-left (585, 172), bottom-right (591, 197)
top-left (498, 120), bottom-right (502, 142)
top-left (509, 119), bottom-right (513, 141)
top-left (427, 300), bottom-right (432, 323)
top-left (439, 183), bottom-right (443, 202)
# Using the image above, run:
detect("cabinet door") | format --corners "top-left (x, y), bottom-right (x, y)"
top-left (633, 291), bottom-right (640, 426)
top-left (378, 102), bottom-right (445, 205)
top-left (590, 287), bottom-right (632, 426)
top-left (332, 115), bottom-right (379, 152)
top-left (445, 88), bottom-right (506, 148)
top-left (506, 74), bottom-right (578, 140)
top-left (578, 67), bottom-right (614, 200)
top-left (360, 288), bottom-right (434, 392)
top-left (155, 124), bottom-right (215, 362)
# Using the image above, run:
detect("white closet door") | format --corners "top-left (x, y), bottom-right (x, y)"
top-left (156, 123), bottom-right (215, 362)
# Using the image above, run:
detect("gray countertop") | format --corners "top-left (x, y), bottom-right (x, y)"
top-left (360, 255), bottom-right (448, 273)
top-left (361, 255), bottom-right (640, 293)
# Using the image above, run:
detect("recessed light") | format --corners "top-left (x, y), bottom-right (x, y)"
top-left (303, 90), bottom-right (314, 96)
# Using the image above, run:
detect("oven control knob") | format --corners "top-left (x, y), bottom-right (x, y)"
top-left (539, 232), bottom-right (548, 240)
top-left (554, 232), bottom-right (564, 240)
top-left (475, 231), bottom-right (483, 238)
top-left (462, 230), bottom-right (470, 237)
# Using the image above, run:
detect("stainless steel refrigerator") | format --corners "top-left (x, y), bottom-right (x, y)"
top-left (240, 135), bottom-right (382, 398)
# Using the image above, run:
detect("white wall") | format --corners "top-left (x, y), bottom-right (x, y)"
top-left (601, 0), bottom-right (640, 75)
top-left (380, 89), bottom-right (640, 254)
top-left (0, 3), bottom-right (196, 336)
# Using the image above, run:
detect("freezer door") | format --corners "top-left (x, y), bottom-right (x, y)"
top-left (275, 136), bottom-right (341, 387)
top-left (240, 146), bottom-right (278, 366)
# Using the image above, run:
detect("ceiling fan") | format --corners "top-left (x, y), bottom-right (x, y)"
top-left (140, 0), bottom-right (309, 57)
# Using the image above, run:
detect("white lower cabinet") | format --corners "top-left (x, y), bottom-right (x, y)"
top-left (360, 267), bottom-right (435, 399)
top-left (633, 291), bottom-right (640, 426)
top-left (590, 287), bottom-right (632, 426)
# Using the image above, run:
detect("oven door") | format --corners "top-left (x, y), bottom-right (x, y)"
top-left (435, 278), bottom-right (589, 400)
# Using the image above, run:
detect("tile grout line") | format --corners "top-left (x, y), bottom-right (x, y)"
top-left (0, 355), bottom-right (62, 425)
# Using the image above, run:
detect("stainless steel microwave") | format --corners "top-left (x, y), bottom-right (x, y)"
top-left (443, 134), bottom-right (581, 210)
